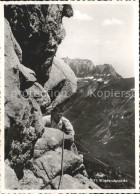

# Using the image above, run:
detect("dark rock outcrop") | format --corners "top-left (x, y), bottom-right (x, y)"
top-left (5, 5), bottom-right (73, 85)
top-left (18, 64), bottom-right (37, 90)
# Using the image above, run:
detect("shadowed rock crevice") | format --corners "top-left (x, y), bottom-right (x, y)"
top-left (48, 79), bottom-right (66, 102)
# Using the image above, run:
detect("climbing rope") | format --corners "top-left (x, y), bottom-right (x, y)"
top-left (58, 129), bottom-right (65, 189)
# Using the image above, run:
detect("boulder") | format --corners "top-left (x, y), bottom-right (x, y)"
top-left (43, 184), bottom-right (52, 190)
top-left (44, 57), bottom-right (77, 112)
top-left (32, 149), bottom-right (83, 182)
top-left (18, 64), bottom-right (37, 90)
top-left (51, 174), bottom-right (86, 189)
top-left (75, 174), bottom-right (100, 189)
top-left (5, 162), bottom-right (19, 189)
top-left (19, 169), bottom-right (44, 189)
top-left (34, 128), bottom-right (64, 158)
top-left (26, 82), bottom-right (51, 112)
top-left (34, 127), bottom-right (75, 158)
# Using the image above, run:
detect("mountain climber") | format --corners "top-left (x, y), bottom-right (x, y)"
top-left (43, 107), bottom-right (78, 154)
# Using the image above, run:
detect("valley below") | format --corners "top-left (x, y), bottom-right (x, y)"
top-left (62, 59), bottom-right (135, 188)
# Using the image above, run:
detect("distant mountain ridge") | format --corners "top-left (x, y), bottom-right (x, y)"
top-left (63, 58), bottom-right (95, 77)
top-left (63, 57), bottom-right (122, 79)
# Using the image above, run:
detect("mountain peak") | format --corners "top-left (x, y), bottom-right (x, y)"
top-left (94, 64), bottom-right (122, 78)
top-left (63, 58), bottom-right (95, 78)
top-left (63, 58), bottom-right (122, 79)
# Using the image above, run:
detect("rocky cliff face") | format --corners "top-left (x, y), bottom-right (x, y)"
top-left (5, 5), bottom-right (73, 85)
top-left (4, 5), bottom-right (99, 190)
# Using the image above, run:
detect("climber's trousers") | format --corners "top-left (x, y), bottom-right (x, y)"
top-left (64, 140), bottom-right (78, 155)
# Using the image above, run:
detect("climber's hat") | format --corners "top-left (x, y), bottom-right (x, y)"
top-left (51, 106), bottom-right (63, 116)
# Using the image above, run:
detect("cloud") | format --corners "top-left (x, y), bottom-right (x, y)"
top-left (73, 10), bottom-right (93, 21)
top-left (102, 18), bottom-right (124, 26)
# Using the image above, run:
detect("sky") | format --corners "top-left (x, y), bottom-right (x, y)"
top-left (56, 4), bottom-right (136, 78)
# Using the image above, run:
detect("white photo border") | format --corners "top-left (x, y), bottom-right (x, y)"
top-left (0, 0), bottom-right (139, 193)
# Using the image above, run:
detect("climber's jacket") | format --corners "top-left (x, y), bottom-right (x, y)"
top-left (43, 115), bottom-right (75, 136)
